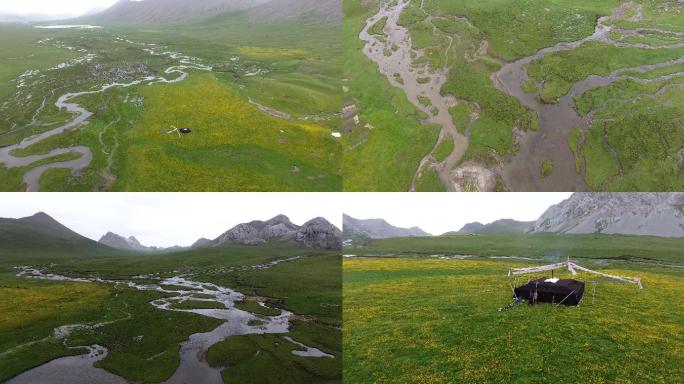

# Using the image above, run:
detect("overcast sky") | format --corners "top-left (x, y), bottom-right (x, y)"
top-left (0, 0), bottom-right (118, 16)
top-left (0, 193), bottom-right (342, 247)
top-left (343, 193), bottom-right (572, 235)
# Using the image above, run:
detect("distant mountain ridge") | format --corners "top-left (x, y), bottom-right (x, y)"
top-left (343, 193), bottom-right (684, 240)
top-left (81, 0), bottom-right (340, 24)
top-left (98, 232), bottom-right (184, 253)
top-left (528, 193), bottom-right (684, 237)
top-left (99, 214), bottom-right (341, 250)
top-left (86, 0), bottom-right (269, 23)
top-left (446, 219), bottom-right (534, 235)
top-left (343, 214), bottom-right (430, 239)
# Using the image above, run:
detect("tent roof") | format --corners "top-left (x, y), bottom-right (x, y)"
top-left (508, 260), bottom-right (643, 289)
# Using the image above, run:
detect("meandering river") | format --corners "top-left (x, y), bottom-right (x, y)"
top-left (359, 0), bottom-right (469, 192)
top-left (0, 39), bottom-right (211, 192)
top-left (8, 263), bottom-right (333, 384)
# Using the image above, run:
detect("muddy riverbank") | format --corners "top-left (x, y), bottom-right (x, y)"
top-left (359, 0), bottom-right (469, 191)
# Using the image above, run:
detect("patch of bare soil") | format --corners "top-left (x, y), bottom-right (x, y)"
top-left (449, 161), bottom-right (497, 191)
top-left (612, 2), bottom-right (643, 22)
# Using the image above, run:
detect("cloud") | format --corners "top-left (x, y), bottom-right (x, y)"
top-left (0, 0), bottom-right (118, 17)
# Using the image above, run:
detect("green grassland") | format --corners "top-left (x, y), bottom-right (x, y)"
top-left (234, 299), bottom-right (281, 316)
top-left (0, 25), bottom-right (78, 105)
top-left (0, 273), bottom-right (111, 381)
top-left (67, 288), bottom-right (223, 383)
top-left (169, 299), bottom-right (226, 310)
top-left (0, 11), bottom-right (341, 191)
top-left (521, 1), bottom-right (684, 190)
top-left (573, 72), bottom-right (684, 191)
top-left (344, 256), bottom-right (684, 383)
top-left (527, 42), bottom-right (684, 103)
top-left (414, 168), bottom-right (447, 192)
top-left (345, 233), bottom-right (684, 264)
top-left (207, 333), bottom-right (339, 384)
top-left (0, 268), bottom-right (222, 383)
top-left (0, 242), bottom-right (341, 383)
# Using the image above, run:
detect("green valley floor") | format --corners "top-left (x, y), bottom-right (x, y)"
top-left (0, 244), bottom-right (342, 384)
top-left (0, 13), bottom-right (341, 191)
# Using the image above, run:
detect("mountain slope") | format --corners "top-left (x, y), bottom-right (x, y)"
top-left (15, 212), bottom-right (84, 240)
top-left (88, 0), bottom-right (269, 23)
top-left (246, 0), bottom-right (341, 24)
top-left (453, 222), bottom-right (485, 234)
top-left (477, 219), bottom-right (534, 234)
top-left (445, 219), bottom-right (532, 235)
top-left (343, 214), bottom-right (430, 239)
top-left (529, 193), bottom-right (684, 237)
top-left (0, 212), bottom-right (117, 260)
top-left (191, 238), bottom-right (215, 248)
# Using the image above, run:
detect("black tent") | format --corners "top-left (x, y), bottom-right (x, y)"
top-left (514, 278), bottom-right (585, 306)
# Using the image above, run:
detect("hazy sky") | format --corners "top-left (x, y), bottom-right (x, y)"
top-left (0, 0), bottom-right (118, 16)
top-left (343, 193), bottom-right (572, 235)
top-left (0, 193), bottom-right (342, 247)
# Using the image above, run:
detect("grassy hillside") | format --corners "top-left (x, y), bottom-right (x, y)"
top-left (344, 257), bottom-right (684, 383)
top-left (0, 218), bottom-right (124, 264)
top-left (345, 233), bottom-right (684, 264)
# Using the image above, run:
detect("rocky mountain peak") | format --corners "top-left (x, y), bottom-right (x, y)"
top-left (210, 215), bottom-right (340, 249)
top-left (296, 217), bottom-right (342, 250)
top-left (127, 236), bottom-right (143, 248)
top-left (529, 193), bottom-right (684, 237)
